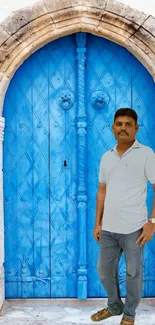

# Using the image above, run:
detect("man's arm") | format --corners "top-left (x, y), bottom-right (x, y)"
top-left (136, 183), bottom-right (155, 246)
top-left (150, 184), bottom-right (155, 222)
top-left (93, 183), bottom-right (106, 242)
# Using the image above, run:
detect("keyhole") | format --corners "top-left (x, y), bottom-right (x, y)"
top-left (64, 160), bottom-right (67, 166)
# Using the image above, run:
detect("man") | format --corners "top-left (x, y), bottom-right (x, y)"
top-left (91, 108), bottom-right (155, 325)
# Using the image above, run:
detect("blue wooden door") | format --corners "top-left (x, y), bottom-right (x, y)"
top-left (3, 36), bottom-right (78, 298)
top-left (86, 34), bottom-right (155, 297)
top-left (3, 33), bottom-right (155, 298)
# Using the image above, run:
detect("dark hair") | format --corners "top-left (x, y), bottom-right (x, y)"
top-left (114, 108), bottom-right (138, 124)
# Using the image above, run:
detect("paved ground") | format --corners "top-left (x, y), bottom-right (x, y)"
top-left (0, 299), bottom-right (155, 325)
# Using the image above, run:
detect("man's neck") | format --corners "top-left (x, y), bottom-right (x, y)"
top-left (116, 139), bottom-right (135, 152)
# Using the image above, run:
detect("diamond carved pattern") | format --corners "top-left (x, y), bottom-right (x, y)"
top-left (47, 37), bottom-right (78, 298)
top-left (3, 33), bottom-right (155, 299)
top-left (3, 35), bottom-right (78, 298)
top-left (86, 34), bottom-right (155, 298)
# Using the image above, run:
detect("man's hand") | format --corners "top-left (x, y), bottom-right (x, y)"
top-left (93, 225), bottom-right (101, 242)
top-left (136, 221), bottom-right (155, 246)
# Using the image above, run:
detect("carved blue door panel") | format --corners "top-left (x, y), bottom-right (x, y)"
top-left (3, 59), bottom-right (37, 298)
top-left (3, 36), bottom-right (77, 298)
top-left (3, 33), bottom-right (155, 299)
top-left (131, 56), bottom-right (155, 297)
top-left (86, 34), bottom-right (155, 298)
top-left (48, 39), bottom-right (77, 297)
top-left (86, 34), bottom-right (132, 297)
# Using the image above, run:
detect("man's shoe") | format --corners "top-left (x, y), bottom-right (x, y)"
top-left (120, 317), bottom-right (135, 325)
top-left (91, 308), bottom-right (122, 322)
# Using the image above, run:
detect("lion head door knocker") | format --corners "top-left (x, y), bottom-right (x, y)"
top-left (90, 91), bottom-right (110, 109)
top-left (57, 89), bottom-right (75, 110)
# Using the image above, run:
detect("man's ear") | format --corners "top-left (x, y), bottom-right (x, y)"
top-left (135, 124), bottom-right (139, 133)
top-left (112, 124), bottom-right (115, 133)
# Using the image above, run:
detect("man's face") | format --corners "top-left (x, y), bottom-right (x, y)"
top-left (112, 116), bottom-right (139, 142)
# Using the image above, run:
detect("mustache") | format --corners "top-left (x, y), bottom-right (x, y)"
top-left (118, 131), bottom-right (129, 135)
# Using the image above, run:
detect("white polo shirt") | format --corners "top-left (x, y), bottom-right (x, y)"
top-left (99, 140), bottom-right (155, 234)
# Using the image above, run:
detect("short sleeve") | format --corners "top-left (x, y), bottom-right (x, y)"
top-left (99, 155), bottom-right (106, 184)
top-left (145, 148), bottom-right (155, 184)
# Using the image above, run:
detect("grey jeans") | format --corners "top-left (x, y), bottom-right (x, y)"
top-left (97, 229), bottom-right (143, 320)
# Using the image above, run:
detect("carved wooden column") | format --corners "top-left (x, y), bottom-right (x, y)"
top-left (76, 33), bottom-right (87, 299)
top-left (0, 117), bottom-right (5, 310)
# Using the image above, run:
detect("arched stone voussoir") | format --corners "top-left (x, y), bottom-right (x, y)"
top-left (1, 1), bottom-right (49, 36)
top-left (0, 0), bottom-right (154, 84)
top-left (0, 0), bottom-right (154, 101)
top-left (0, 0), bottom-right (154, 113)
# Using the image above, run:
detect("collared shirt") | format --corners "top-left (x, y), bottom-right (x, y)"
top-left (99, 140), bottom-right (155, 234)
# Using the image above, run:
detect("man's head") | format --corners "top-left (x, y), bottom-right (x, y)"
top-left (112, 108), bottom-right (139, 143)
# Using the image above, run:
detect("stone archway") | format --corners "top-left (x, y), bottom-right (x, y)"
top-left (0, 0), bottom-right (155, 309)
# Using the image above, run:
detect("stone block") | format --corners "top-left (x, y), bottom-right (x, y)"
top-left (125, 36), bottom-right (155, 76)
top-left (101, 12), bottom-right (137, 35)
top-left (55, 18), bottom-right (81, 30)
top-left (1, 1), bottom-right (48, 36)
top-left (51, 7), bottom-right (81, 23)
top-left (133, 27), bottom-right (155, 53)
top-left (11, 14), bottom-right (55, 44)
top-left (0, 27), bottom-right (10, 47)
top-left (82, 0), bottom-right (106, 9)
top-left (129, 33), bottom-right (155, 58)
top-left (105, 0), bottom-right (148, 26)
top-left (142, 16), bottom-right (155, 37)
top-left (0, 35), bottom-right (20, 66)
top-left (81, 16), bottom-right (100, 27)
top-left (98, 23), bottom-right (129, 47)
top-left (82, 6), bottom-right (103, 20)
top-left (44, 0), bottom-right (79, 13)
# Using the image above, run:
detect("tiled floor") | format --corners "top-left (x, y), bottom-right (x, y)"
top-left (0, 299), bottom-right (155, 325)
